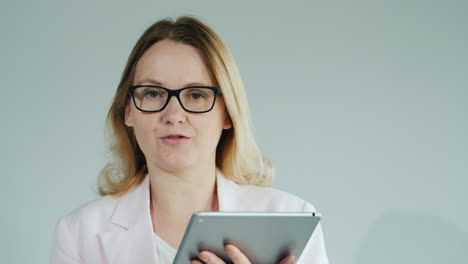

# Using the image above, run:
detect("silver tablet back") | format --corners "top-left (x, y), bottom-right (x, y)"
top-left (173, 212), bottom-right (320, 264)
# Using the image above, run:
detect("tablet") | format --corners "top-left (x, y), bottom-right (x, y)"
top-left (173, 212), bottom-right (321, 264)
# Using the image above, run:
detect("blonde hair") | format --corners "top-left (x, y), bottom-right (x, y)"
top-left (98, 16), bottom-right (273, 196)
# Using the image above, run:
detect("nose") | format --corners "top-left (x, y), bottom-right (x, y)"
top-left (160, 96), bottom-right (186, 125)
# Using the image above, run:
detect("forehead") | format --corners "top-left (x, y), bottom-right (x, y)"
top-left (133, 40), bottom-right (214, 87)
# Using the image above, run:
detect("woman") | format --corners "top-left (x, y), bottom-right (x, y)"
top-left (51, 16), bottom-right (329, 264)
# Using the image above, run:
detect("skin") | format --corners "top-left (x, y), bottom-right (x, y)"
top-left (125, 40), bottom-right (297, 264)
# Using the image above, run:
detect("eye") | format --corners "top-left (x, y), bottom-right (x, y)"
top-left (141, 87), bottom-right (166, 99)
top-left (145, 91), bottom-right (160, 98)
top-left (189, 92), bottom-right (205, 100)
top-left (185, 88), bottom-right (209, 100)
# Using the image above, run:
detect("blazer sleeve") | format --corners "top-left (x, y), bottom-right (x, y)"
top-left (298, 202), bottom-right (330, 264)
top-left (50, 216), bottom-right (82, 264)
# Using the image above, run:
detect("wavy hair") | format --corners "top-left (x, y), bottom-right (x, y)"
top-left (98, 16), bottom-right (273, 196)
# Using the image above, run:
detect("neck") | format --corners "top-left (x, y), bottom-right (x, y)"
top-left (148, 163), bottom-right (219, 221)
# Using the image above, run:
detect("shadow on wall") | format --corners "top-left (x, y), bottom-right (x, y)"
top-left (354, 211), bottom-right (468, 264)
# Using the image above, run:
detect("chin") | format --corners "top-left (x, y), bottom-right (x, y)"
top-left (157, 157), bottom-right (197, 172)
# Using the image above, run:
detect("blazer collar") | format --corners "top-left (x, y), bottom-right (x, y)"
top-left (110, 175), bottom-right (152, 230)
top-left (97, 175), bottom-right (156, 264)
top-left (216, 169), bottom-right (240, 211)
top-left (98, 169), bottom-right (240, 264)
top-left (110, 169), bottom-right (240, 228)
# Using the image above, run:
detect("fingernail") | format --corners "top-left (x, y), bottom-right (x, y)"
top-left (224, 245), bottom-right (233, 256)
top-left (199, 254), bottom-right (209, 262)
top-left (292, 256), bottom-right (298, 263)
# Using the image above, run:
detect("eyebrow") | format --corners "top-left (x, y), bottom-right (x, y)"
top-left (136, 79), bottom-right (213, 87)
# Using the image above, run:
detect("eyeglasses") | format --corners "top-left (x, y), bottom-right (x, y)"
top-left (128, 85), bottom-right (222, 113)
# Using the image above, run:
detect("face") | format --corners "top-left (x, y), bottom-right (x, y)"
top-left (125, 40), bottom-right (232, 173)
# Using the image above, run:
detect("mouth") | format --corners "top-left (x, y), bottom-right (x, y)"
top-left (160, 134), bottom-right (190, 139)
top-left (159, 134), bottom-right (191, 145)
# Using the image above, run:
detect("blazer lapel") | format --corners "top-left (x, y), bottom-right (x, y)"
top-left (216, 169), bottom-right (240, 212)
top-left (97, 170), bottom-right (239, 264)
top-left (97, 176), bottom-right (158, 264)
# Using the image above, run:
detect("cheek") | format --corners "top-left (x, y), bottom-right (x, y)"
top-left (195, 116), bottom-right (225, 146)
top-left (131, 115), bottom-right (157, 149)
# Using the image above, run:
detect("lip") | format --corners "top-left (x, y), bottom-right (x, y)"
top-left (159, 134), bottom-right (191, 145)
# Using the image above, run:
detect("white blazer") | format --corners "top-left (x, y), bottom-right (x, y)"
top-left (51, 171), bottom-right (329, 263)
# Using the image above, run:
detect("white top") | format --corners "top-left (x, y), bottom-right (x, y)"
top-left (154, 232), bottom-right (178, 263)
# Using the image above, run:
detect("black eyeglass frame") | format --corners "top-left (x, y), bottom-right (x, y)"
top-left (128, 85), bottom-right (222, 113)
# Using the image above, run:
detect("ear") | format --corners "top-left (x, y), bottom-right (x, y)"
top-left (223, 112), bottom-right (232, 130)
top-left (124, 101), bottom-right (134, 127)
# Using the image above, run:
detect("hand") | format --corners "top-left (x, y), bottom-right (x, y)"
top-left (190, 244), bottom-right (298, 264)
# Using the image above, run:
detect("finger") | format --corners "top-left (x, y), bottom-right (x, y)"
top-left (198, 250), bottom-right (226, 264)
top-left (191, 260), bottom-right (204, 264)
top-left (224, 244), bottom-right (251, 264)
top-left (279, 255), bottom-right (298, 264)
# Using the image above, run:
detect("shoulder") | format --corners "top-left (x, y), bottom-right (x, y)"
top-left (217, 171), bottom-right (318, 212)
top-left (51, 195), bottom-right (123, 262)
top-left (56, 194), bottom-right (120, 231)
top-left (233, 183), bottom-right (318, 212)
